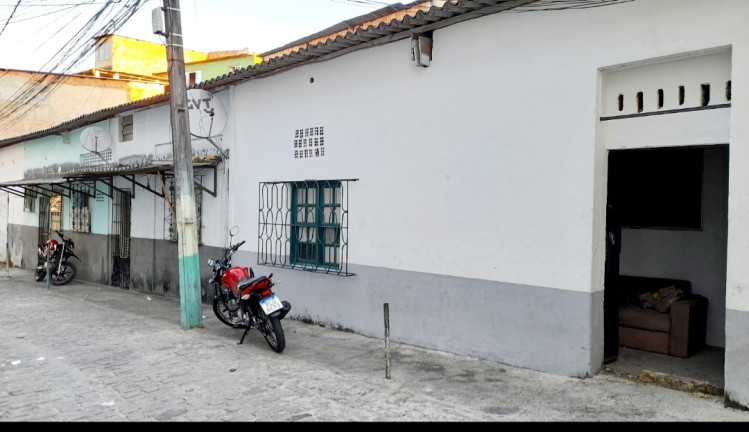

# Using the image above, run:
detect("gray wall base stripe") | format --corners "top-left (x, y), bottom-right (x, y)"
top-left (8, 224), bottom-right (601, 378)
top-left (248, 252), bottom-right (601, 378)
top-left (724, 309), bottom-right (749, 410)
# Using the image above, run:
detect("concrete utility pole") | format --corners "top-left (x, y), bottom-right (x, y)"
top-left (163, 0), bottom-right (203, 329)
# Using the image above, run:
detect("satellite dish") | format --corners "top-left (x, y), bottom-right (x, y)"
top-left (80, 127), bottom-right (112, 153)
top-left (187, 89), bottom-right (227, 138)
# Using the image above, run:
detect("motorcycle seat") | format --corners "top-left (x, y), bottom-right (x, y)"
top-left (237, 275), bottom-right (268, 292)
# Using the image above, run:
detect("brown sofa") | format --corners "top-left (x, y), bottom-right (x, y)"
top-left (617, 275), bottom-right (708, 358)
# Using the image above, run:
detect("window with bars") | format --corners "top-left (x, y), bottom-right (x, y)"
top-left (258, 179), bottom-right (354, 276)
top-left (23, 187), bottom-right (37, 212)
top-left (70, 184), bottom-right (92, 233)
top-left (291, 181), bottom-right (342, 268)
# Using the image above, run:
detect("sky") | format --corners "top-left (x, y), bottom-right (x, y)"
top-left (0, 0), bottom-right (405, 73)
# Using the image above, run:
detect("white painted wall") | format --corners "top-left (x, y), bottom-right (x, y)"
top-left (193, 164), bottom-right (225, 247)
top-left (117, 96), bottom-right (231, 164)
top-left (0, 144), bottom-right (30, 264)
top-left (601, 49), bottom-right (732, 117)
top-left (224, 0), bottom-right (749, 297)
top-left (724, 29), bottom-right (749, 313)
top-left (0, 145), bottom-right (25, 258)
top-left (116, 105), bottom-right (171, 161)
top-left (119, 174), bottom-right (160, 240)
top-left (229, 34), bottom-right (597, 292)
top-left (601, 49), bottom-right (732, 149)
top-left (602, 109), bottom-right (730, 150)
top-left (0, 145), bottom-right (23, 182)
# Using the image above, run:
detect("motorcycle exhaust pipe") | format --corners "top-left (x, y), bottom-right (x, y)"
top-left (276, 301), bottom-right (291, 320)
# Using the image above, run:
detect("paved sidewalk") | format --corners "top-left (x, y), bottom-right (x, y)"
top-left (1, 267), bottom-right (749, 422)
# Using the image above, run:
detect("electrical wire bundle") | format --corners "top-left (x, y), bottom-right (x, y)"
top-left (0, 0), bottom-right (148, 133)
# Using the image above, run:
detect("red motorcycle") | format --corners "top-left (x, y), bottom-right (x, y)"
top-left (35, 230), bottom-right (80, 285)
top-left (208, 227), bottom-right (291, 352)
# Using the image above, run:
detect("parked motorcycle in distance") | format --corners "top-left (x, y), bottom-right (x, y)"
top-left (35, 230), bottom-right (80, 286)
top-left (208, 226), bottom-right (291, 353)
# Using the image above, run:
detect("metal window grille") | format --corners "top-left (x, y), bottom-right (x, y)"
top-left (37, 195), bottom-right (50, 246)
top-left (70, 183), bottom-right (92, 233)
top-left (258, 179), bottom-right (355, 276)
top-left (23, 187), bottom-right (37, 212)
top-left (112, 188), bottom-right (132, 259)
top-left (111, 188), bottom-right (132, 288)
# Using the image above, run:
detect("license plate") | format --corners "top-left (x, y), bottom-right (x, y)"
top-left (260, 294), bottom-right (283, 315)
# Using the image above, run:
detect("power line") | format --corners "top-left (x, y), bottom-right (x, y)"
top-left (0, 0), bottom-right (149, 132)
top-left (0, 0), bottom-right (20, 38)
top-left (510, 0), bottom-right (634, 12)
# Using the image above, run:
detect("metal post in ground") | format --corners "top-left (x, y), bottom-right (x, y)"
top-left (384, 302), bottom-right (391, 379)
top-left (3, 192), bottom-right (9, 279)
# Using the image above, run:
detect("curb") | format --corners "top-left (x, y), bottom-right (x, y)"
top-left (601, 365), bottom-right (724, 397)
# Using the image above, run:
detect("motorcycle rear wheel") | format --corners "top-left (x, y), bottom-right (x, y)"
top-left (257, 308), bottom-right (285, 353)
top-left (212, 294), bottom-right (247, 328)
top-left (50, 261), bottom-right (76, 286)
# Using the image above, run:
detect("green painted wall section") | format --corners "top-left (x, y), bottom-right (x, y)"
top-left (90, 188), bottom-right (110, 235)
top-left (23, 120), bottom-right (110, 172)
top-left (24, 135), bottom-right (76, 171)
top-left (62, 195), bottom-right (71, 231)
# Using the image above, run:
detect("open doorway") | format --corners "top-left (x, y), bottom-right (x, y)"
top-left (603, 145), bottom-right (728, 390)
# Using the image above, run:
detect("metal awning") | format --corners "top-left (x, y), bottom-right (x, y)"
top-left (0, 177), bottom-right (69, 198)
top-left (0, 177), bottom-right (68, 187)
top-left (0, 160), bottom-right (220, 199)
top-left (0, 176), bottom-right (107, 199)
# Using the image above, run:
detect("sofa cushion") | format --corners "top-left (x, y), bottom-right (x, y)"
top-left (618, 305), bottom-right (671, 332)
top-left (617, 275), bottom-right (692, 307)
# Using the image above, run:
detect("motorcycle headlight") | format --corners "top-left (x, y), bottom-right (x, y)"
top-left (207, 259), bottom-right (215, 267)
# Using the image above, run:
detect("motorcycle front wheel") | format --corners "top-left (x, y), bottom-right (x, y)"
top-left (34, 268), bottom-right (46, 282)
top-left (256, 307), bottom-right (286, 353)
top-left (49, 261), bottom-right (76, 286)
top-left (212, 294), bottom-right (247, 328)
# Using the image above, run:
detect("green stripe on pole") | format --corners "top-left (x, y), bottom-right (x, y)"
top-left (179, 252), bottom-right (203, 329)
